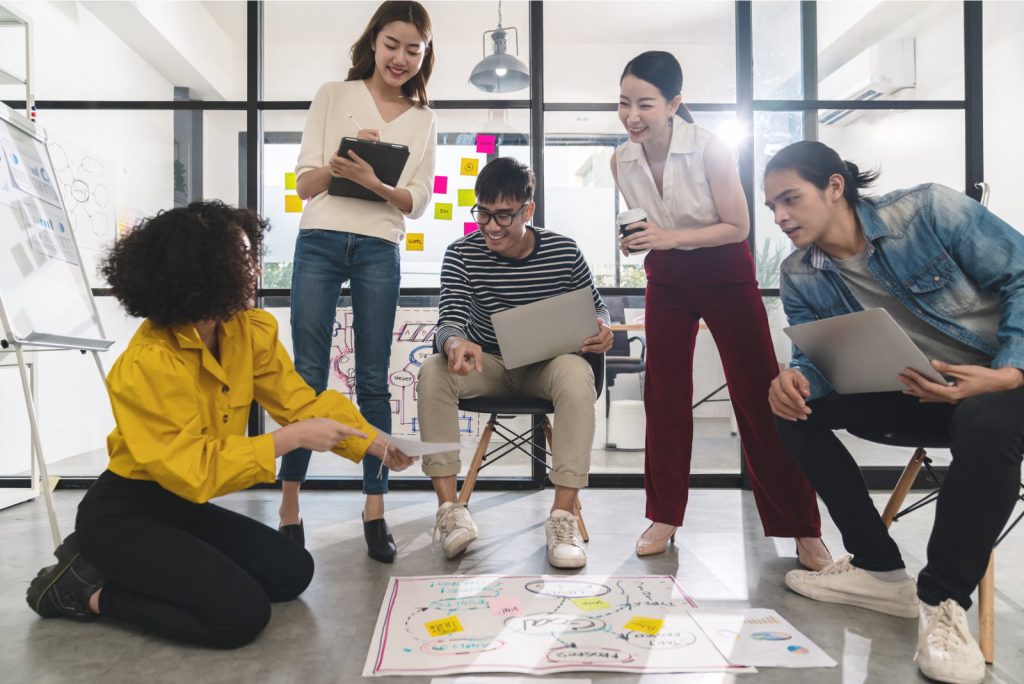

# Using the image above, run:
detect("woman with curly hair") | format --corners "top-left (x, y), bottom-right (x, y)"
top-left (25, 200), bottom-right (412, 648)
top-left (280, 0), bottom-right (437, 563)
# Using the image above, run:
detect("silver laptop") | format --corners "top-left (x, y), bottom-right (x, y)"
top-left (783, 308), bottom-right (948, 394)
top-left (491, 287), bottom-right (599, 369)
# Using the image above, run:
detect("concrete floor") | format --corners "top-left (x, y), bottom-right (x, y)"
top-left (1, 487), bottom-right (1021, 684)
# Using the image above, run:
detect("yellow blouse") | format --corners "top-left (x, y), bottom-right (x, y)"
top-left (105, 308), bottom-right (376, 503)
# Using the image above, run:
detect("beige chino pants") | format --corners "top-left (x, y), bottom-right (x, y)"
top-left (416, 352), bottom-right (595, 489)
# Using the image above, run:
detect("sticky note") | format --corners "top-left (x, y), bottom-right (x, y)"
top-left (460, 158), bottom-right (479, 176)
top-left (435, 203), bottom-right (453, 220)
top-left (406, 233), bottom-right (424, 251)
top-left (424, 615), bottom-right (463, 637)
top-left (624, 616), bottom-right (663, 635)
top-left (433, 175), bottom-right (448, 194)
top-left (476, 134), bottom-right (495, 154)
top-left (284, 195), bottom-right (303, 213)
top-left (464, 222), bottom-right (478, 235)
top-left (488, 596), bottom-right (521, 617)
top-left (458, 189), bottom-right (476, 207)
top-left (572, 597), bottom-right (611, 611)
top-left (284, 172), bottom-right (296, 190)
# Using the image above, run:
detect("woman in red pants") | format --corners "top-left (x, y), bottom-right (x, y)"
top-left (611, 51), bottom-right (829, 568)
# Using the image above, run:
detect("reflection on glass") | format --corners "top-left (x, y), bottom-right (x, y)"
top-left (753, 1), bottom-right (802, 100)
top-left (817, 0), bottom-right (963, 102)
top-left (753, 111), bottom-right (803, 289)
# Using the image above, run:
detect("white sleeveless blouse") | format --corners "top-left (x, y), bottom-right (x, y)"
top-left (615, 120), bottom-right (720, 242)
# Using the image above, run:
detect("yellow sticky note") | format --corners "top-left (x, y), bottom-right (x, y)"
top-left (424, 615), bottom-right (463, 637)
top-left (406, 233), bottom-right (424, 251)
top-left (624, 616), bottom-right (663, 635)
top-left (284, 194), bottom-right (303, 213)
top-left (572, 597), bottom-right (611, 611)
top-left (435, 202), bottom-right (453, 220)
top-left (284, 172), bottom-right (296, 190)
top-left (457, 188), bottom-right (476, 207)
top-left (460, 157), bottom-right (479, 176)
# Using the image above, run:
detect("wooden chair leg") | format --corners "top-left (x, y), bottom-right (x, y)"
top-left (458, 416), bottom-right (495, 506)
top-left (541, 416), bottom-right (589, 542)
top-left (574, 495), bottom-right (589, 542)
top-left (882, 448), bottom-right (928, 527)
top-left (979, 551), bottom-right (995, 664)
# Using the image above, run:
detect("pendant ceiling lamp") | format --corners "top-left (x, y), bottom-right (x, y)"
top-left (469, 0), bottom-right (529, 93)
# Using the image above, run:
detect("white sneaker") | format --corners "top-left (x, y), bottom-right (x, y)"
top-left (915, 599), bottom-right (986, 684)
top-left (545, 509), bottom-right (587, 569)
top-left (433, 502), bottom-right (478, 559)
top-left (784, 556), bottom-right (918, 618)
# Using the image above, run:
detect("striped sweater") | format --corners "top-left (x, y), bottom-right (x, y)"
top-left (435, 226), bottom-right (610, 357)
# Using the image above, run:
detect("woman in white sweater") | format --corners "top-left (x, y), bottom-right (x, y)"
top-left (278, 1), bottom-right (437, 563)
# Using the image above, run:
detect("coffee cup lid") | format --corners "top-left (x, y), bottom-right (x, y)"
top-left (617, 207), bottom-right (647, 224)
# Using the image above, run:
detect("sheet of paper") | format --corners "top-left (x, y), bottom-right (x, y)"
top-left (385, 434), bottom-right (460, 457)
top-left (689, 609), bottom-right (837, 668)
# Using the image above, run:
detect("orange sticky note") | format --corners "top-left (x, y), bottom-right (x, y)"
top-left (284, 195), bottom-right (302, 213)
top-left (406, 233), bottom-right (424, 251)
top-left (457, 189), bottom-right (476, 207)
top-left (435, 203), bottom-right (453, 220)
top-left (424, 615), bottom-right (463, 637)
top-left (460, 158), bottom-right (479, 176)
top-left (284, 172), bottom-right (296, 190)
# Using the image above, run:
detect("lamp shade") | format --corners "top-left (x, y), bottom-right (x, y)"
top-left (469, 28), bottom-right (529, 93)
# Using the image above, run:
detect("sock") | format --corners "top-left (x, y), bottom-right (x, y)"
top-left (866, 568), bottom-right (910, 582)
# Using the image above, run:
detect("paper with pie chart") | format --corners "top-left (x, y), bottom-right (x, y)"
top-left (689, 608), bottom-right (837, 668)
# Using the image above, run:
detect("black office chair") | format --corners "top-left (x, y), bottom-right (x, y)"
top-left (848, 426), bottom-right (1024, 664)
top-left (456, 352), bottom-right (605, 541)
top-left (605, 329), bottom-right (646, 420)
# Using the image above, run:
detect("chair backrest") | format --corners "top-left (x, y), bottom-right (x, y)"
top-left (583, 351), bottom-right (605, 397)
top-left (609, 330), bottom-right (631, 357)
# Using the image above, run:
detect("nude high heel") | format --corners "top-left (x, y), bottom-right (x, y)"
top-left (796, 536), bottom-right (832, 571)
top-left (635, 523), bottom-right (678, 556)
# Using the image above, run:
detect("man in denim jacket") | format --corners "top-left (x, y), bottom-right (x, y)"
top-left (763, 141), bottom-right (1023, 684)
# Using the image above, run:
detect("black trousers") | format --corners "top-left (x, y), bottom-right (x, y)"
top-left (775, 388), bottom-right (1024, 609)
top-left (76, 471), bottom-right (314, 648)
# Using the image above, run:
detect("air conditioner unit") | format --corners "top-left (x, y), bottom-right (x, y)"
top-left (819, 38), bottom-right (916, 126)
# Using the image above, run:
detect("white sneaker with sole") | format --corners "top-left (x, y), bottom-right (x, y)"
top-left (784, 556), bottom-right (918, 618)
top-left (433, 502), bottom-right (478, 559)
top-left (545, 509), bottom-right (587, 569)
top-left (915, 599), bottom-right (986, 684)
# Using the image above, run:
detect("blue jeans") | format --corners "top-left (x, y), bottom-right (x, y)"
top-left (278, 229), bottom-right (400, 494)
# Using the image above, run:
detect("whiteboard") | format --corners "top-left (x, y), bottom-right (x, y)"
top-left (0, 104), bottom-right (110, 350)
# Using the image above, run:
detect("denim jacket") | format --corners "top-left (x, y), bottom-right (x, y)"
top-left (780, 183), bottom-right (1024, 400)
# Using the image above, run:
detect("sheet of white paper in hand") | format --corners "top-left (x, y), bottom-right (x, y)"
top-left (386, 435), bottom-right (460, 457)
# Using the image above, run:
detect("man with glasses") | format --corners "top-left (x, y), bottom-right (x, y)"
top-left (416, 157), bottom-right (613, 568)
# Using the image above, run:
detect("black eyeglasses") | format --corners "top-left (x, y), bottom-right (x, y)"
top-left (470, 203), bottom-right (529, 228)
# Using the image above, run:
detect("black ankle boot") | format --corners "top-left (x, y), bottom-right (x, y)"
top-left (363, 514), bottom-right (396, 563)
top-left (279, 520), bottom-right (305, 547)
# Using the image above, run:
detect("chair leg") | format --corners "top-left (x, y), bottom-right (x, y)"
top-left (882, 448), bottom-right (928, 527)
top-left (979, 551), bottom-right (995, 664)
top-left (541, 416), bottom-right (589, 542)
top-left (458, 416), bottom-right (495, 506)
top-left (574, 495), bottom-right (589, 543)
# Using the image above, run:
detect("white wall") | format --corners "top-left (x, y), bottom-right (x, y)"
top-left (983, 1), bottom-right (1024, 232)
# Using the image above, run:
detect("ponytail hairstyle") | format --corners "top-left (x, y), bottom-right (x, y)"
top-left (765, 140), bottom-right (880, 205)
top-left (347, 1), bottom-right (434, 106)
top-left (620, 51), bottom-right (695, 124)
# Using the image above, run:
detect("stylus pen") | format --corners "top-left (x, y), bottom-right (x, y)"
top-left (348, 113), bottom-right (364, 130)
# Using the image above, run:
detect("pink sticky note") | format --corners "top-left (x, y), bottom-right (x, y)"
top-left (488, 596), bottom-right (521, 617)
top-left (476, 134), bottom-right (496, 154)
top-left (464, 222), bottom-right (478, 235)
top-left (433, 176), bottom-right (448, 194)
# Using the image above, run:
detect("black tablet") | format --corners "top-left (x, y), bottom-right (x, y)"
top-left (328, 137), bottom-right (411, 202)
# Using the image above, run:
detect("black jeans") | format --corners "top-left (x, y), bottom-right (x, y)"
top-left (76, 471), bottom-right (314, 648)
top-left (775, 388), bottom-right (1024, 609)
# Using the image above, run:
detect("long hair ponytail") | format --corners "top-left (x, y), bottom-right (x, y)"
top-left (765, 140), bottom-right (879, 204)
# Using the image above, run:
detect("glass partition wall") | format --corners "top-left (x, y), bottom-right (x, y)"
top-left (1, 1), bottom-right (984, 490)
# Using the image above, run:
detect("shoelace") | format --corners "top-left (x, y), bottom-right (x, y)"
top-left (550, 516), bottom-right (581, 548)
top-left (815, 556), bottom-right (855, 576)
top-left (926, 602), bottom-right (970, 652)
top-left (433, 505), bottom-right (465, 542)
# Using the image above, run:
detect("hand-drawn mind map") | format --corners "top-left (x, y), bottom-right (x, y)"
top-left (326, 307), bottom-right (480, 437)
top-left (364, 575), bottom-right (749, 676)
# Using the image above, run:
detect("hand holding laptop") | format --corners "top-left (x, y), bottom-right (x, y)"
top-left (581, 318), bottom-right (613, 354)
top-left (899, 359), bottom-right (1024, 404)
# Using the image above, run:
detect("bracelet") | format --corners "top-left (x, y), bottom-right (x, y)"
top-left (376, 440), bottom-right (391, 480)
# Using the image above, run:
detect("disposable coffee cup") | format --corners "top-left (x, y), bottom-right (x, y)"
top-left (617, 208), bottom-right (648, 255)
